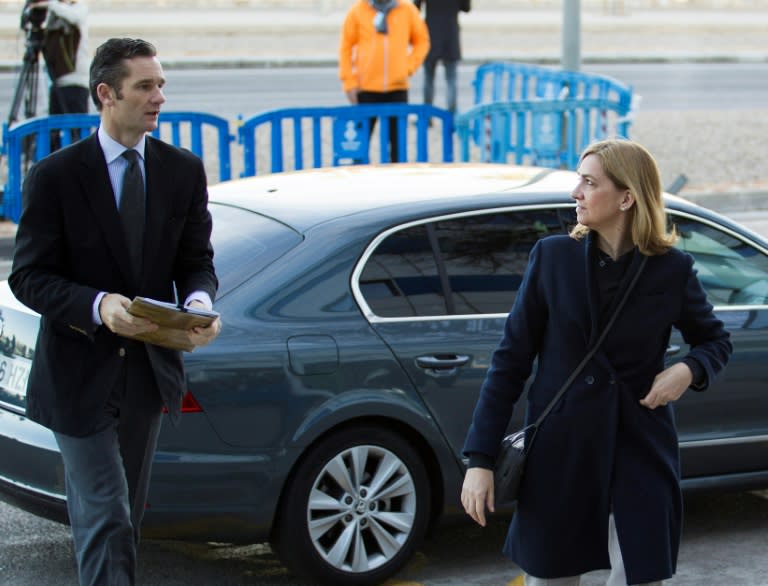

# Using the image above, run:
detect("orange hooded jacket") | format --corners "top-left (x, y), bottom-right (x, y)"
top-left (339, 0), bottom-right (430, 93)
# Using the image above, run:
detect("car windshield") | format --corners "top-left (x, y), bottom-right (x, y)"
top-left (209, 203), bottom-right (302, 296)
top-left (673, 215), bottom-right (768, 306)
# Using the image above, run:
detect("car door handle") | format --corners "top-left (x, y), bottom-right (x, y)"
top-left (666, 344), bottom-right (681, 356)
top-left (415, 354), bottom-right (471, 370)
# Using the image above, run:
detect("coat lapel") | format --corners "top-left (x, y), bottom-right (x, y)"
top-left (79, 133), bottom-right (136, 287)
top-left (584, 232), bottom-right (601, 348)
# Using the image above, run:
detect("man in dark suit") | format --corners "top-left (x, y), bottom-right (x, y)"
top-left (414, 0), bottom-right (470, 114)
top-left (9, 38), bottom-right (220, 585)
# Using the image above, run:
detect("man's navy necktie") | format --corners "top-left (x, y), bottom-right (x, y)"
top-left (119, 149), bottom-right (145, 277)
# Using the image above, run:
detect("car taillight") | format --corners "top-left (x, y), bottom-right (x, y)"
top-left (162, 391), bottom-right (203, 414)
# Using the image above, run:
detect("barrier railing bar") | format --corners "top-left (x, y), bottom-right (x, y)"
top-left (271, 117), bottom-right (284, 174)
top-left (293, 117), bottom-right (303, 171)
top-left (312, 117), bottom-right (322, 168)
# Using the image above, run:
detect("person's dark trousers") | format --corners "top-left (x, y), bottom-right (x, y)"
top-left (423, 57), bottom-right (458, 114)
top-left (49, 84), bottom-right (89, 151)
top-left (357, 89), bottom-right (408, 162)
top-left (53, 359), bottom-right (163, 586)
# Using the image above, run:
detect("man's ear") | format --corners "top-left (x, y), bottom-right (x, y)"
top-left (96, 83), bottom-right (115, 108)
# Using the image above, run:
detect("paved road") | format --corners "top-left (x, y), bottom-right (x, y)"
top-left (2, 489), bottom-right (768, 585)
top-left (3, 62), bottom-right (767, 121)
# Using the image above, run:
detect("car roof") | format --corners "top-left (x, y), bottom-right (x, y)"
top-left (208, 162), bottom-right (700, 233)
top-left (209, 163), bottom-right (585, 231)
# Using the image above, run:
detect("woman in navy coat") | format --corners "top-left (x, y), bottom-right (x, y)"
top-left (461, 139), bottom-right (732, 585)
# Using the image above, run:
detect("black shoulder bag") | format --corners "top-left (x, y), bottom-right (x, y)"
top-left (494, 255), bottom-right (647, 505)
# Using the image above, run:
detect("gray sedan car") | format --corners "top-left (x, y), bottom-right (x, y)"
top-left (1, 164), bottom-right (767, 585)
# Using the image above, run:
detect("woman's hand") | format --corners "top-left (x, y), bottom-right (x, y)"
top-left (640, 362), bottom-right (693, 409)
top-left (461, 467), bottom-right (495, 527)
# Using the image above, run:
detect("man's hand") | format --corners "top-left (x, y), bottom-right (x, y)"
top-left (461, 467), bottom-right (495, 527)
top-left (99, 293), bottom-right (159, 337)
top-left (185, 299), bottom-right (221, 349)
top-left (345, 88), bottom-right (359, 105)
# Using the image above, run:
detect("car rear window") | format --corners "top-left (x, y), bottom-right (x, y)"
top-left (209, 203), bottom-right (302, 296)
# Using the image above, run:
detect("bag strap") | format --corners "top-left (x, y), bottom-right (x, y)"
top-left (530, 254), bottom-right (648, 431)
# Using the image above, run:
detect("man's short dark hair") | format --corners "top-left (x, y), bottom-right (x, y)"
top-left (89, 38), bottom-right (157, 110)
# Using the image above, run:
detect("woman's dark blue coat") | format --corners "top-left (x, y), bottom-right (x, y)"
top-left (463, 233), bottom-right (732, 584)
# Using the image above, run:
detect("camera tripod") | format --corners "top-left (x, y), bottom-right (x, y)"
top-left (0, 2), bottom-right (47, 217)
top-left (8, 12), bottom-right (45, 126)
top-left (3, 4), bottom-right (50, 198)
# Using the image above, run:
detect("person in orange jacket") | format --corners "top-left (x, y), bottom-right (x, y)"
top-left (339, 0), bottom-right (429, 162)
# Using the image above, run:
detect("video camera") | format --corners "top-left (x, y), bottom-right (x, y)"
top-left (20, 0), bottom-right (48, 33)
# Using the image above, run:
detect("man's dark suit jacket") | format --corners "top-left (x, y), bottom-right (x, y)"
top-left (9, 133), bottom-right (218, 437)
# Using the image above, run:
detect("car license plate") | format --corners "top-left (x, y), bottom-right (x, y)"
top-left (0, 354), bottom-right (32, 399)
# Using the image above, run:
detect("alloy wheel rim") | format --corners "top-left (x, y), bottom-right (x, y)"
top-left (307, 444), bottom-right (417, 573)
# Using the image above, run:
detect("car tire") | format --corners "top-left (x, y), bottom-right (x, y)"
top-left (273, 425), bottom-right (431, 585)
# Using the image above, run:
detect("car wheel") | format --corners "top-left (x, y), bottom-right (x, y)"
top-left (273, 425), bottom-right (431, 585)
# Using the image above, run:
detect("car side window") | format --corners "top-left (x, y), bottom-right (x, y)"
top-left (673, 215), bottom-right (768, 306)
top-left (433, 210), bottom-right (567, 315)
top-left (359, 208), bottom-right (572, 317)
top-left (359, 224), bottom-right (445, 317)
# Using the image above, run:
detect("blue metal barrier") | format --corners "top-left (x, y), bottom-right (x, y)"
top-left (0, 114), bottom-right (99, 223)
top-left (473, 62), bottom-right (634, 107)
top-left (1, 111), bottom-right (233, 223)
top-left (470, 62), bottom-right (637, 167)
top-left (148, 111), bottom-right (234, 182)
top-left (455, 98), bottom-right (633, 170)
top-left (238, 104), bottom-right (454, 177)
top-left (1, 91), bottom-right (640, 224)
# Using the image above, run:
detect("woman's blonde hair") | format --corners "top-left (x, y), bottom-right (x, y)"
top-left (569, 138), bottom-right (677, 255)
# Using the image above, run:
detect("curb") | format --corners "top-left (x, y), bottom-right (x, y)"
top-left (2, 53), bottom-right (767, 74)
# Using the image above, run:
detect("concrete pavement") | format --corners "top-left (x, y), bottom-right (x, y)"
top-left (1, 4), bottom-right (768, 68)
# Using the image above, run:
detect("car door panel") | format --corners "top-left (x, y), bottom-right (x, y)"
top-left (357, 206), bottom-right (572, 459)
